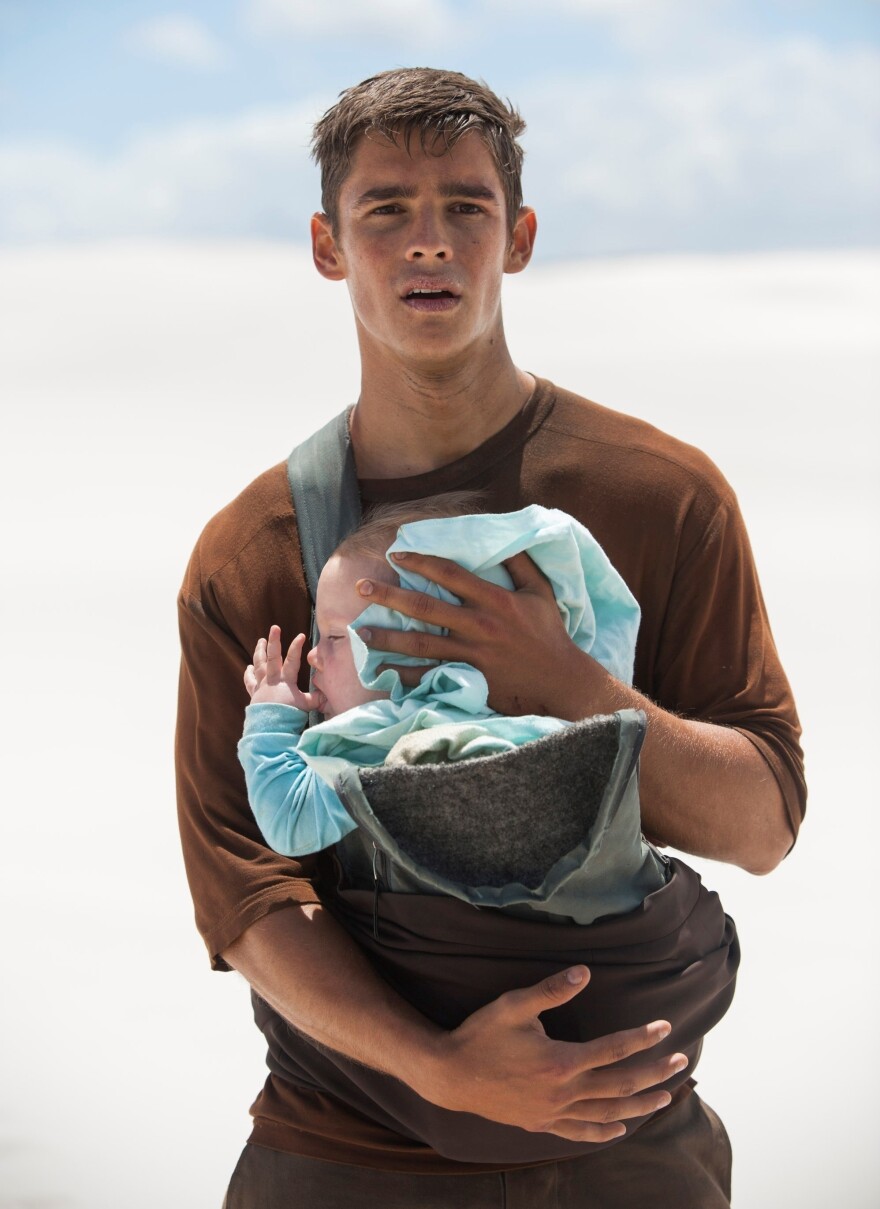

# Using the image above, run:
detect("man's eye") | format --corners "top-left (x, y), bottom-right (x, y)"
top-left (371, 204), bottom-right (402, 215)
top-left (452, 203), bottom-right (482, 214)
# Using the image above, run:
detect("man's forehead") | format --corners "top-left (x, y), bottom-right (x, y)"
top-left (342, 128), bottom-right (502, 195)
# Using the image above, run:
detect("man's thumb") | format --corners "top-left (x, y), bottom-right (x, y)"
top-left (503, 965), bottom-right (591, 1021)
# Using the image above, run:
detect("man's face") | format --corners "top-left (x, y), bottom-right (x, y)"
top-left (306, 553), bottom-right (394, 720)
top-left (311, 130), bottom-right (534, 370)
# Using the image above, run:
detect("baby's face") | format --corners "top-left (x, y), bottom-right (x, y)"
top-left (307, 553), bottom-right (395, 719)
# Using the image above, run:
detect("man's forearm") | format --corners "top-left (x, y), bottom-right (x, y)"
top-left (224, 902), bottom-right (444, 1089)
top-left (558, 653), bottom-right (794, 874)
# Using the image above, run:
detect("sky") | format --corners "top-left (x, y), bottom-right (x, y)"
top-left (1, 0), bottom-right (878, 259)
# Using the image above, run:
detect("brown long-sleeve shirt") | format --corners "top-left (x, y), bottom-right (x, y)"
top-left (176, 378), bottom-right (805, 1168)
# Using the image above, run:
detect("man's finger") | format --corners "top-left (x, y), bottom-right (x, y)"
top-left (555, 1086), bottom-right (673, 1127)
top-left (357, 576), bottom-right (462, 630)
top-left (535, 1084), bottom-right (681, 1139)
top-left (573, 1019), bottom-right (673, 1074)
top-left (536, 1118), bottom-right (627, 1144)
top-left (503, 550), bottom-right (556, 595)
top-left (574, 1051), bottom-right (688, 1102)
top-left (496, 966), bottom-right (592, 1023)
top-left (358, 624), bottom-right (456, 663)
top-left (388, 551), bottom-right (503, 603)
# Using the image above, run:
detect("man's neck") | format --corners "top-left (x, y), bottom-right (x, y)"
top-left (349, 349), bottom-right (534, 480)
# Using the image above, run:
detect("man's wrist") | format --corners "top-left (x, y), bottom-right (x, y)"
top-left (557, 648), bottom-right (636, 722)
top-left (395, 1026), bottom-right (465, 1111)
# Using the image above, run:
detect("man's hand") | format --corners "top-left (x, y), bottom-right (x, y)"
top-left (353, 550), bottom-right (794, 871)
top-left (225, 910), bottom-right (687, 1144)
top-left (244, 625), bottom-right (324, 712)
top-left (421, 965), bottom-right (687, 1142)
top-left (355, 550), bottom-right (590, 718)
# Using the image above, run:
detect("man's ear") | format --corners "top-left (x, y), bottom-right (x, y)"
top-left (311, 212), bottom-right (346, 281)
top-left (504, 206), bottom-right (537, 275)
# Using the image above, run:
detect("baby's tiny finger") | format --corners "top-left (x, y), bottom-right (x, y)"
top-left (283, 632), bottom-right (305, 670)
top-left (243, 665), bottom-right (257, 695)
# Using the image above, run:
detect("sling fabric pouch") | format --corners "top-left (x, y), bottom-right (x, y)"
top-left (250, 414), bottom-right (740, 1164)
top-left (333, 709), bottom-right (668, 926)
top-left (255, 857), bottom-right (739, 1164)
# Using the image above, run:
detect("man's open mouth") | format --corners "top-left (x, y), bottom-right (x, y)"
top-left (402, 285), bottom-right (460, 310)
top-left (405, 287), bottom-right (457, 299)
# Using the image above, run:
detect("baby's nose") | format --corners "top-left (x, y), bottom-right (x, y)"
top-left (306, 645), bottom-right (319, 668)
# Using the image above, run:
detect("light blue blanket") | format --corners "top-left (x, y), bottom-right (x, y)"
top-left (297, 506), bottom-right (639, 787)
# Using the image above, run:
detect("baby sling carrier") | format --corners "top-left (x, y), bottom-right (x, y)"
top-left (250, 409), bottom-right (740, 1165)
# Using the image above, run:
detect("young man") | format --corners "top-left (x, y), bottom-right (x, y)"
top-left (176, 68), bottom-right (805, 1207)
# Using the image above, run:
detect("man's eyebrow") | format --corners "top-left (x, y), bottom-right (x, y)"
top-left (440, 181), bottom-right (499, 203)
top-left (352, 181), bottom-right (500, 208)
top-left (353, 184), bottom-right (418, 208)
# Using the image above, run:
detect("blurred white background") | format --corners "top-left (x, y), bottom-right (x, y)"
top-left (1, 3), bottom-right (878, 1207)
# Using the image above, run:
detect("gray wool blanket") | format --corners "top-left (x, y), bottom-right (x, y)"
top-left (334, 709), bottom-right (668, 925)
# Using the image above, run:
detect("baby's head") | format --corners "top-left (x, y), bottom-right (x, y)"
top-left (307, 491), bottom-right (482, 719)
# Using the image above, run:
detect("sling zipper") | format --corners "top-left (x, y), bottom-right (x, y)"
top-left (372, 842), bottom-right (382, 941)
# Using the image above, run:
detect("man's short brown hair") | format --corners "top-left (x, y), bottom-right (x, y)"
top-left (311, 68), bottom-right (526, 235)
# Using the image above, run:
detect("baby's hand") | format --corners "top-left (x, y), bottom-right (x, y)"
top-left (244, 626), bottom-right (322, 712)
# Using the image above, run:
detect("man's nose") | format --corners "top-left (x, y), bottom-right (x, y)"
top-left (406, 210), bottom-right (452, 261)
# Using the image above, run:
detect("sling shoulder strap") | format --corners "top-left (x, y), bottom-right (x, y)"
top-left (286, 406), bottom-right (362, 603)
top-left (286, 408), bottom-right (362, 726)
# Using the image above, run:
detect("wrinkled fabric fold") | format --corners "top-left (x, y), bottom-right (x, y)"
top-left (252, 858), bottom-right (739, 1166)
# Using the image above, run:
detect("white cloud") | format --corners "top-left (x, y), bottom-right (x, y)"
top-left (0, 37), bottom-right (876, 256)
top-left (246, 0), bottom-right (461, 48)
top-left (481, 0), bottom-right (735, 57)
top-left (518, 37), bottom-right (880, 256)
top-left (495, 0), bottom-right (704, 14)
top-left (123, 14), bottom-right (227, 70)
top-left (481, 0), bottom-right (712, 27)
top-left (0, 101), bottom-right (323, 242)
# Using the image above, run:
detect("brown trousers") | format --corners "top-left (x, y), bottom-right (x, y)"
top-left (223, 1089), bottom-right (732, 1208)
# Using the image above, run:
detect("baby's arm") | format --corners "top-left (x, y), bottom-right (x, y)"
top-left (244, 625), bottom-right (323, 712)
top-left (238, 704), bottom-right (357, 856)
top-left (240, 625), bottom-right (354, 855)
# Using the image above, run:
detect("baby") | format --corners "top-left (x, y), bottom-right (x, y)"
top-left (239, 518), bottom-right (409, 855)
top-left (237, 494), bottom-right (668, 923)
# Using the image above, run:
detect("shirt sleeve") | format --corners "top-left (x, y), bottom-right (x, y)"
top-left (176, 515), bottom-right (324, 970)
top-left (239, 703), bottom-right (358, 856)
top-left (649, 486), bottom-right (806, 840)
